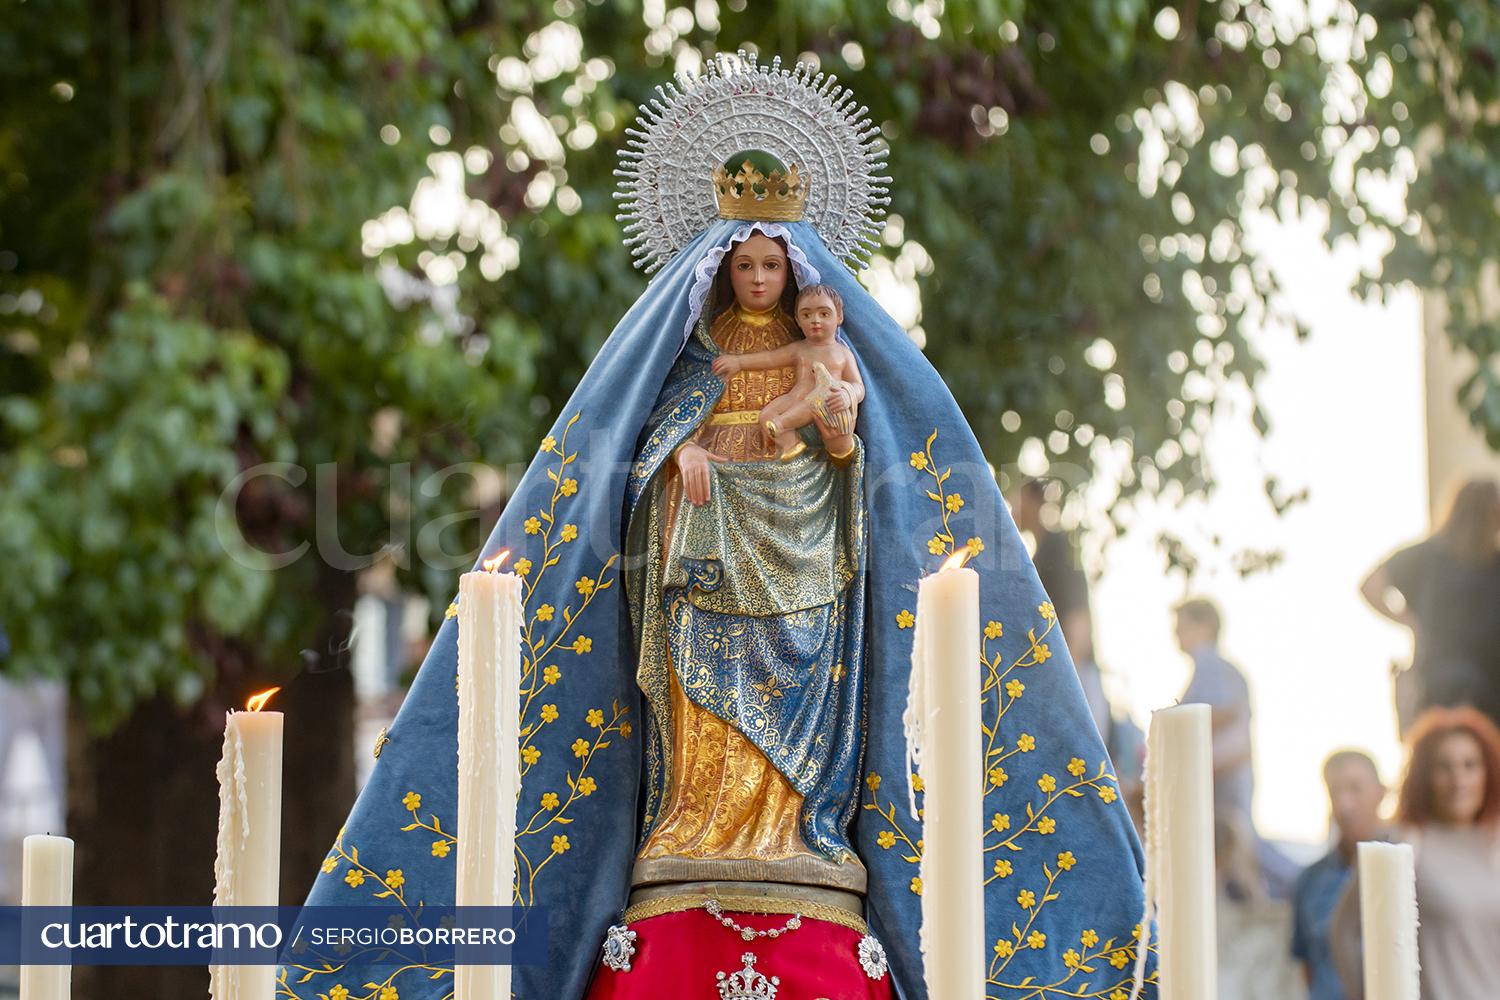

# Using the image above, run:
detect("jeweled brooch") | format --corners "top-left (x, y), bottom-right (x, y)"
top-left (601, 923), bottom-right (637, 973)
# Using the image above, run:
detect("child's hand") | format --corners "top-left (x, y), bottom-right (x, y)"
top-left (711, 355), bottom-right (741, 377)
top-left (827, 382), bottom-right (852, 413)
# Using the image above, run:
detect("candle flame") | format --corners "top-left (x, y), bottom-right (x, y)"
top-left (482, 550), bottom-right (510, 573)
top-left (245, 687), bottom-right (281, 712)
top-left (940, 549), bottom-right (970, 571)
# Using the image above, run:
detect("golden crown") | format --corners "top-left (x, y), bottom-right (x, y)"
top-left (712, 160), bottom-right (806, 222)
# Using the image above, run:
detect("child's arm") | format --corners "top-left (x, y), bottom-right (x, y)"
top-left (711, 343), bottom-right (802, 378)
top-left (838, 348), bottom-right (866, 404)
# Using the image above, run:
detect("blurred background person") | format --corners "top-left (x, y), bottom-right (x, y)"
top-left (1291, 750), bottom-right (1388, 1000)
top-left (1361, 477), bottom-right (1500, 734)
top-left (1332, 706), bottom-right (1500, 999)
top-left (1174, 597), bottom-right (1299, 899)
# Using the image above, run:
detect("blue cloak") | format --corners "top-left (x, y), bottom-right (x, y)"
top-left (280, 220), bottom-right (1157, 1000)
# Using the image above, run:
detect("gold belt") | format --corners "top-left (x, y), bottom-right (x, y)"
top-left (707, 409), bottom-right (762, 426)
top-left (623, 880), bottom-right (866, 934)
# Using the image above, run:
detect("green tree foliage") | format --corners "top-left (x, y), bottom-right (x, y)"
top-left (0, 0), bottom-right (1493, 731)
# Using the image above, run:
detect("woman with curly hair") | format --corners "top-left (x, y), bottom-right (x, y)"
top-left (1330, 706), bottom-right (1500, 999)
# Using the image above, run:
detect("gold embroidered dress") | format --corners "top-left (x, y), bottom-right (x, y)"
top-left (627, 301), bottom-right (868, 893)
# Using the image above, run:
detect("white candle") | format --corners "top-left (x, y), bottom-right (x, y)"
top-left (1140, 704), bottom-right (1216, 1000)
top-left (1358, 841), bottom-right (1420, 1000)
top-left (456, 554), bottom-right (522, 1000)
top-left (21, 833), bottom-right (73, 1000)
top-left (905, 555), bottom-right (984, 1000)
top-left (210, 689), bottom-right (284, 1000)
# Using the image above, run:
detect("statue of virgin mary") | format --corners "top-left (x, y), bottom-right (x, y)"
top-left (281, 52), bottom-right (1156, 1000)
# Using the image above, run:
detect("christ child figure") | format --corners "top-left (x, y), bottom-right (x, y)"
top-left (711, 284), bottom-right (865, 461)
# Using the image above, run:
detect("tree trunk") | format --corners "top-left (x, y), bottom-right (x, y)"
top-left (67, 569), bottom-right (358, 999)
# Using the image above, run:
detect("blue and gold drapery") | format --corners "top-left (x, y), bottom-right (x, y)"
top-left (280, 220), bottom-right (1158, 1000)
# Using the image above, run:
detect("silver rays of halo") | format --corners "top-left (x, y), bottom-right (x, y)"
top-left (614, 50), bottom-right (892, 274)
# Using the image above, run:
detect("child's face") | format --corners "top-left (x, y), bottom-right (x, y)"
top-left (796, 294), bottom-right (841, 342)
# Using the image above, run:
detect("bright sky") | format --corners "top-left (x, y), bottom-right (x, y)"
top-left (1089, 207), bottom-right (1425, 846)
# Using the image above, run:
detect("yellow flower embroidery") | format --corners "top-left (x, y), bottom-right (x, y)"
top-left (541, 792), bottom-right (560, 810)
top-left (514, 558), bottom-right (532, 576)
top-left (994, 940), bottom-right (1013, 958)
top-left (541, 435), bottom-right (557, 453)
top-left (576, 576), bottom-right (595, 596)
top-left (991, 812), bottom-right (1011, 832)
top-left (927, 535), bottom-right (946, 555)
top-left (1034, 642), bottom-right (1052, 663)
top-left (1057, 851), bottom-right (1076, 871)
top-left (994, 859), bottom-right (1013, 878)
top-left (1064, 948), bottom-right (1082, 969)
top-left (380, 986), bottom-right (399, 1000)
top-left (1099, 785), bottom-right (1118, 804)
top-left (1038, 773), bottom-right (1056, 793)
top-left (536, 603), bottom-right (555, 622)
top-left (988, 766), bottom-right (1008, 788)
top-left (445, 602), bottom-right (458, 620)
top-left (1081, 929), bottom-right (1099, 948)
top-left (321, 856), bottom-right (337, 874)
top-left (402, 791), bottom-right (421, 812)
top-left (1027, 930), bottom-right (1047, 950)
top-left (560, 523), bottom-right (578, 542)
top-left (521, 745), bottom-right (540, 765)
top-left (895, 609), bottom-right (915, 629)
top-left (1111, 989), bottom-right (1129, 1000)
top-left (965, 536), bottom-right (985, 555)
top-left (866, 772), bottom-right (882, 792)
top-left (984, 620), bottom-right (1003, 639)
top-left (330, 986), bottom-right (350, 1000)
top-left (911, 773), bottom-right (925, 792)
top-left (1068, 757), bottom-right (1087, 777)
top-left (1037, 816), bottom-right (1057, 835)
top-left (945, 493), bottom-right (964, 513)
top-left (909, 451), bottom-right (928, 470)
top-left (543, 665), bottom-right (561, 685)
top-left (910, 876), bottom-right (923, 896)
top-left (559, 478), bottom-right (578, 497)
top-left (571, 738), bottom-right (590, 758)
top-left (431, 841), bottom-right (450, 858)
top-left (1110, 951), bottom-right (1132, 969)
top-left (524, 517), bottom-right (541, 535)
top-left (573, 636), bottom-right (593, 654)
top-left (1006, 679), bottom-right (1025, 699)
top-left (877, 830), bottom-right (896, 849)
top-left (541, 703), bottom-right (559, 723)
top-left (1017, 889), bottom-right (1036, 908)
top-left (1017, 733), bottom-right (1036, 752)
top-left (620, 721), bottom-right (634, 738)
top-left (344, 869), bottom-right (365, 888)
top-left (385, 870), bottom-right (404, 889)
top-left (1039, 601), bottom-right (1056, 620)
top-left (552, 835), bottom-right (570, 854)
top-left (586, 708), bottom-right (604, 727)
top-left (578, 777), bottom-right (597, 796)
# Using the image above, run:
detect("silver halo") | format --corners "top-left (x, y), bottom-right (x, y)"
top-left (615, 50), bottom-right (891, 274)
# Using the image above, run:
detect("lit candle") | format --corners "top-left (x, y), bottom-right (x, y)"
top-left (905, 550), bottom-right (984, 1000)
top-left (210, 687), bottom-right (284, 1000)
top-left (21, 833), bottom-right (73, 1000)
top-left (1139, 703), bottom-right (1216, 1000)
top-left (1358, 841), bottom-right (1419, 1000)
top-left (456, 551), bottom-right (522, 999)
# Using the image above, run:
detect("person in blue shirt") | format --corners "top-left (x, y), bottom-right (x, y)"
top-left (1292, 749), bottom-right (1388, 1000)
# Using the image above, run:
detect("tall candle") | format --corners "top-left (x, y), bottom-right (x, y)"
top-left (21, 833), bottom-right (73, 1000)
top-left (1140, 703), bottom-right (1216, 1000)
top-left (905, 553), bottom-right (984, 1000)
top-left (1358, 841), bottom-right (1419, 1000)
top-left (456, 553), bottom-right (522, 1000)
top-left (210, 688), bottom-right (284, 1000)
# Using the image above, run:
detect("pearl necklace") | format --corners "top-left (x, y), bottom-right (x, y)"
top-left (703, 898), bottom-right (804, 941)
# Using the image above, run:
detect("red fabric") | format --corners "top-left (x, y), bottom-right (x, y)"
top-left (583, 907), bottom-right (894, 999)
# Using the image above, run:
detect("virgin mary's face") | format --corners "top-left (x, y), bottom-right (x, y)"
top-left (728, 233), bottom-right (788, 312)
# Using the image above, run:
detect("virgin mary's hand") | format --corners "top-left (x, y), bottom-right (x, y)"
top-left (826, 383), bottom-right (853, 414)
top-left (676, 443), bottom-right (725, 506)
